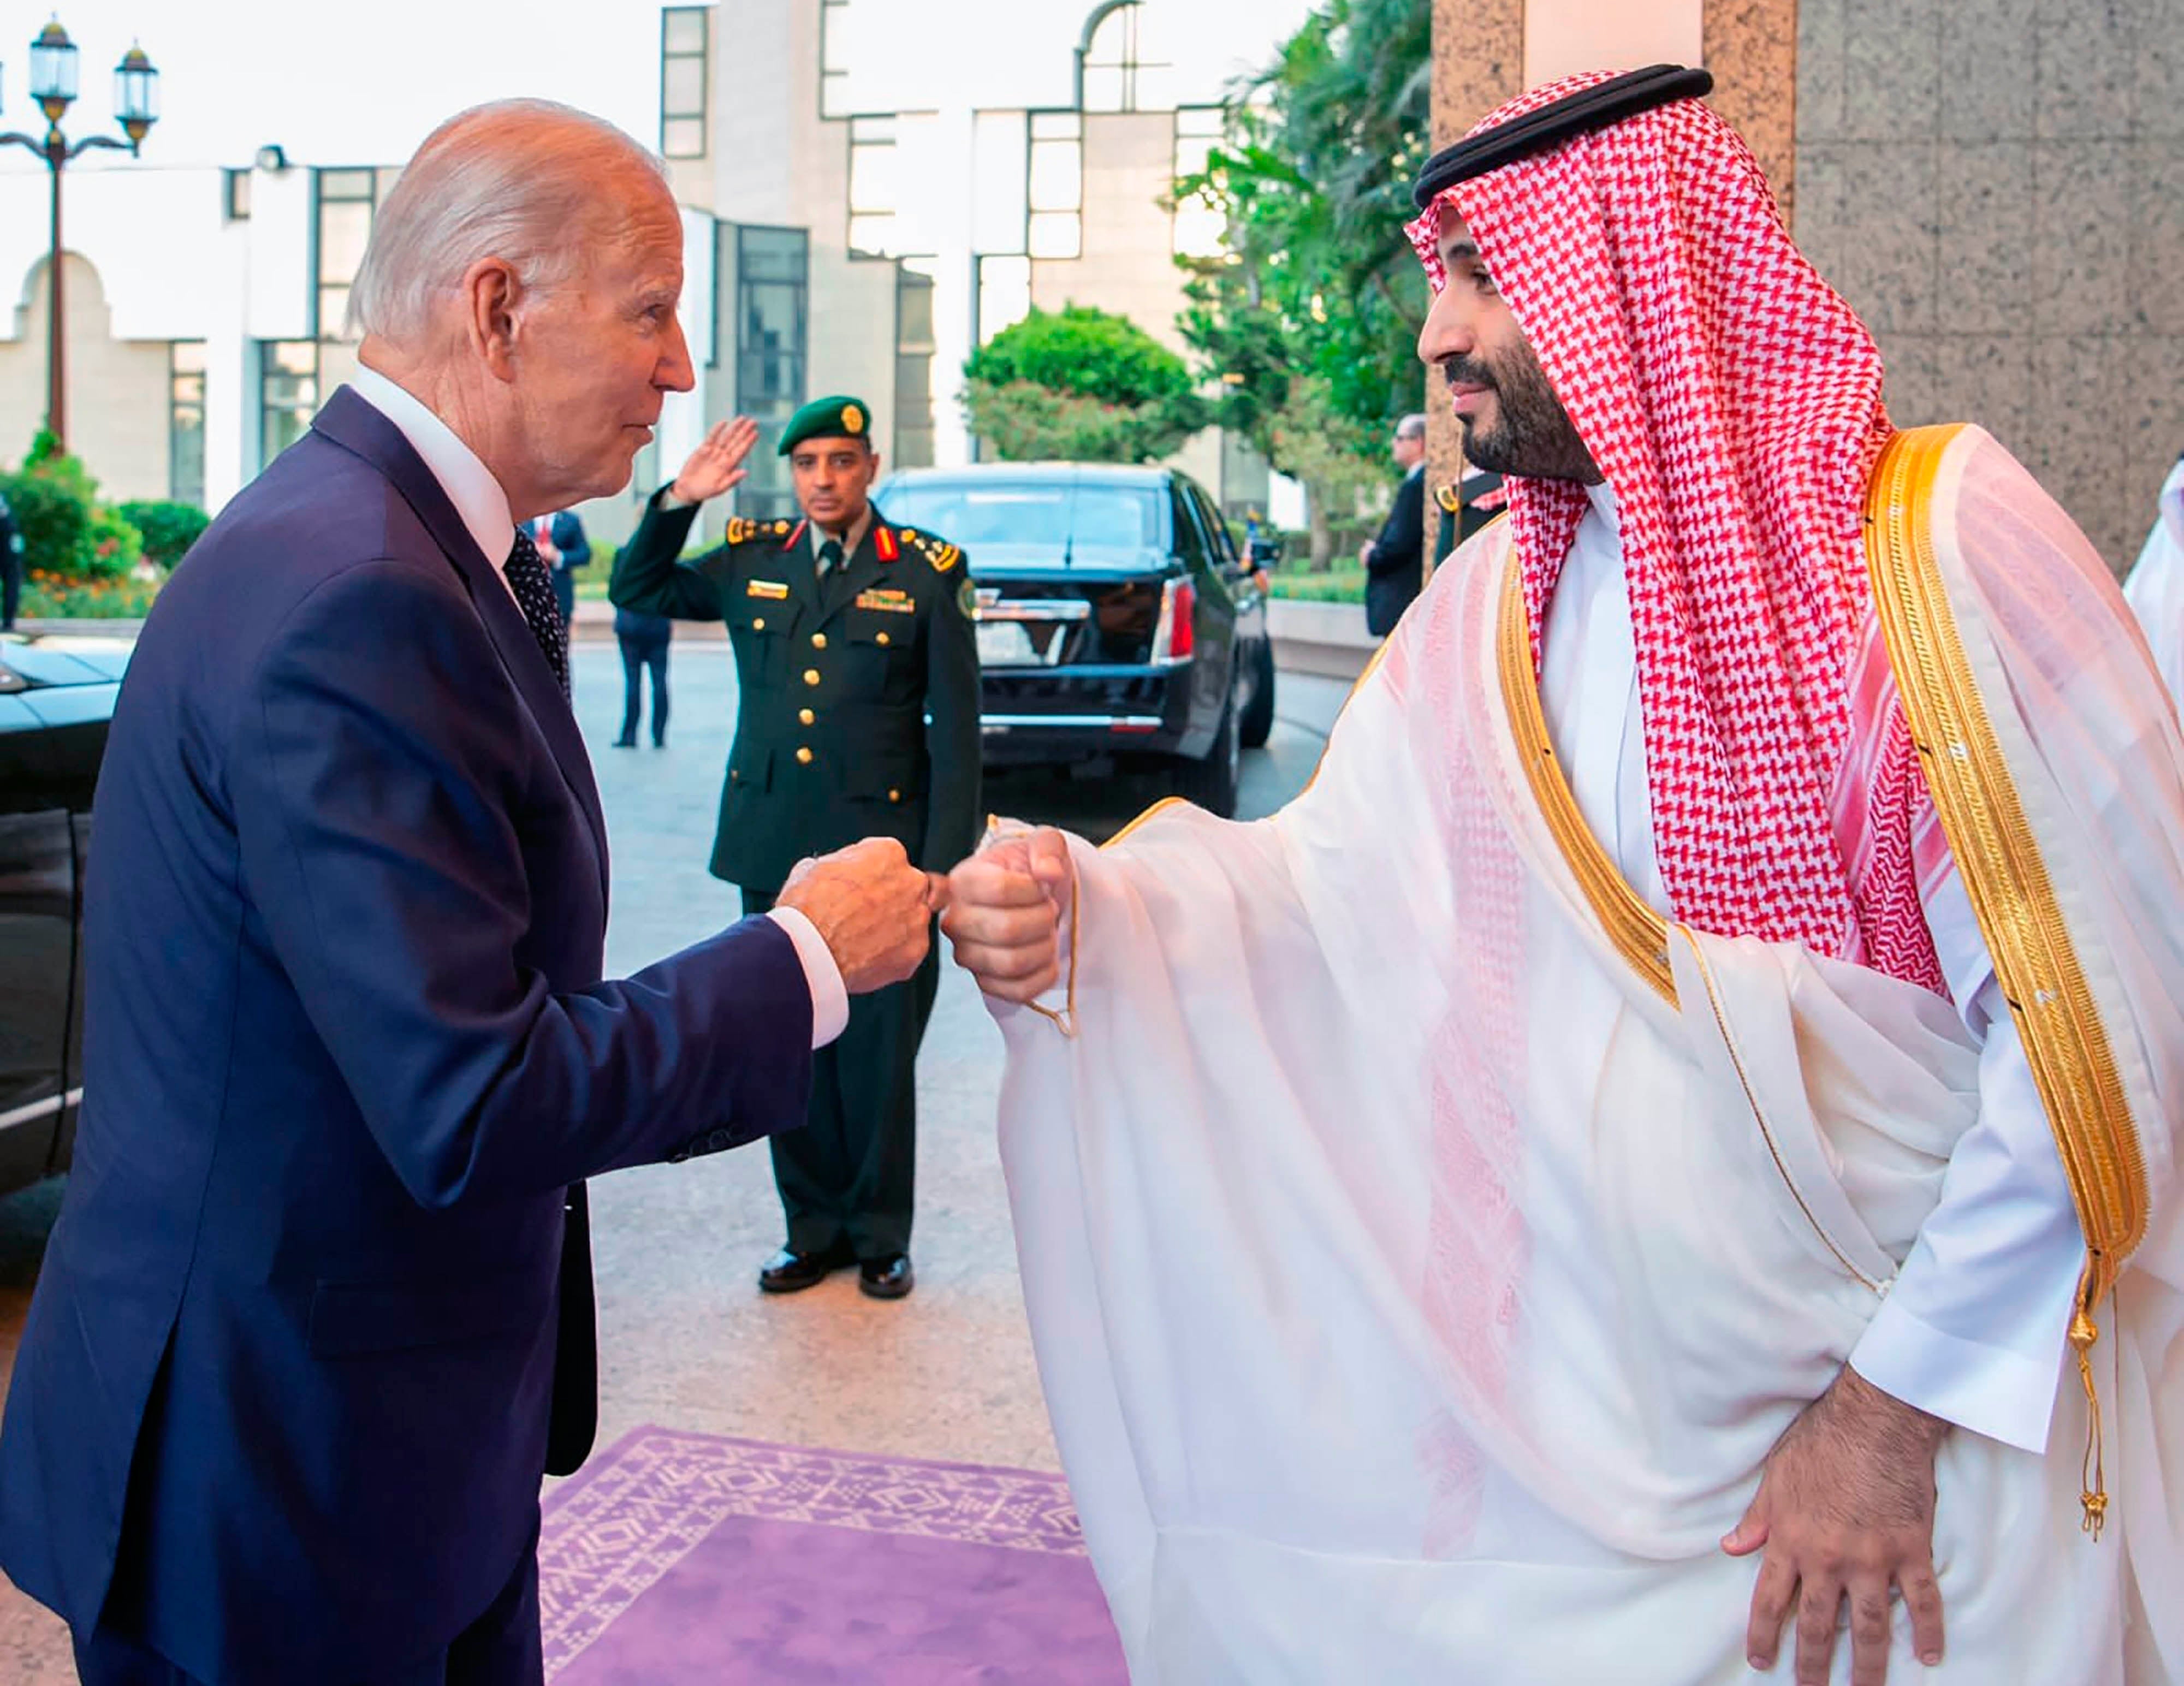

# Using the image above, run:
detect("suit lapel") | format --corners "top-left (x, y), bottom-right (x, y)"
top-left (309, 387), bottom-right (610, 899)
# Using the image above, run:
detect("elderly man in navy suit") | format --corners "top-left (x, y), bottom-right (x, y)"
top-left (0, 99), bottom-right (939, 1686)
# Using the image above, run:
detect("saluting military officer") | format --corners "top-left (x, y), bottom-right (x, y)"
top-left (610, 396), bottom-right (980, 1301)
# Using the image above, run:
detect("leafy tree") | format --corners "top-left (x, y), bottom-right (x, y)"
top-left (4, 432), bottom-right (149, 583)
top-left (1172, 0), bottom-right (1434, 560)
top-left (964, 305), bottom-right (1207, 464)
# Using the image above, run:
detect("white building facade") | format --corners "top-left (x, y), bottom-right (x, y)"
top-left (0, 0), bottom-right (1290, 548)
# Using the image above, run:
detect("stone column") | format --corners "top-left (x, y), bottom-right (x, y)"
top-left (1423, 0), bottom-right (1525, 566)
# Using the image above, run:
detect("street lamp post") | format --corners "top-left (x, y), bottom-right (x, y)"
top-left (0, 19), bottom-right (161, 453)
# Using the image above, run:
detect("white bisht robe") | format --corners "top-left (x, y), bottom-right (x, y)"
top-left (2124, 454), bottom-right (2184, 704)
top-left (994, 426), bottom-right (2184, 1683)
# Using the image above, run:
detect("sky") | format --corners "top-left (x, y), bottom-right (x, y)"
top-left (0, 0), bottom-right (1319, 176)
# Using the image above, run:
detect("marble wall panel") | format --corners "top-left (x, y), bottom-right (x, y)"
top-left (1796, 0), bottom-right (1848, 144)
top-left (2137, 0), bottom-right (2184, 139)
top-left (2034, 0), bottom-right (2141, 139)
top-left (1928, 334), bottom-right (2035, 458)
top-left (2120, 348), bottom-right (2184, 560)
top-left (2128, 141), bottom-right (2184, 334)
top-left (1935, 144), bottom-right (2033, 335)
top-left (1795, 142), bottom-right (1940, 334)
top-left (1707, 0), bottom-right (1800, 211)
top-left (2029, 142), bottom-right (2135, 334)
top-left (1874, 332), bottom-right (1940, 428)
top-left (1938, 0), bottom-right (2038, 142)
top-left (2026, 334), bottom-right (2135, 562)
top-left (1842, 0), bottom-right (1940, 141)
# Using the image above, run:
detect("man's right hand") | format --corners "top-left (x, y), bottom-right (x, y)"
top-left (777, 838), bottom-right (942, 994)
top-left (943, 827), bottom-right (1071, 1002)
top-left (669, 416), bottom-right (760, 505)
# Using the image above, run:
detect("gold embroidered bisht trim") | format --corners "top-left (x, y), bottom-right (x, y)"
top-left (1495, 562), bottom-right (1677, 1004)
top-left (1863, 424), bottom-right (2152, 1538)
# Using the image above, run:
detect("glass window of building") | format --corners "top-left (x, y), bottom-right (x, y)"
top-left (259, 341), bottom-right (319, 473)
top-left (737, 226), bottom-right (809, 519)
top-left (661, 7), bottom-right (709, 158)
top-left (1173, 106), bottom-right (1227, 259)
top-left (848, 115), bottom-right (899, 257)
top-left (820, 0), bottom-right (851, 120)
top-left (316, 168), bottom-right (377, 341)
top-left (894, 259), bottom-right (937, 470)
top-left (1028, 111), bottom-right (1082, 260)
top-left (222, 168), bottom-right (251, 222)
top-left (1079, 1), bottom-right (1173, 113)
top-left (169, 342), bottom-right (206, 508)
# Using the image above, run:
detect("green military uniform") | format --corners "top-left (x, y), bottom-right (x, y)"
top-left (609, 398), bottom-right (981, 1263)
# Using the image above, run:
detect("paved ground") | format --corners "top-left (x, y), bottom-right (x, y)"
top-left (0, 640), bottom-right (1349, 1678)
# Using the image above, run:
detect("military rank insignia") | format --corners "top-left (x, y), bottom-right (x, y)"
top-left (875, 527), bottom-right (900, 563)
top-left (726, 517), bottom-right (791, 545)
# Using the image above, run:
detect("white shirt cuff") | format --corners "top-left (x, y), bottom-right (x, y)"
top-left (764, 907), bottom-right (848, 1049)
top-left (1849, 1296), bottom-right (2066, 1453)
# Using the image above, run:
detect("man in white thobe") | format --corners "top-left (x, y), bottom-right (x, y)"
top-left (944, 67), bottom-right (2184, 1685)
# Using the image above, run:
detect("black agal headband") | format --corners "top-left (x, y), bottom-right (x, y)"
top-left (1410, 64), bottom-right (1715, 209)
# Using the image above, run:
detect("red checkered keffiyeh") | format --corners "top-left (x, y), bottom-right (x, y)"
top-left (1407, 73), bottom-right (1946, 993)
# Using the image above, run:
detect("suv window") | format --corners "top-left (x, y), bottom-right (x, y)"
top-left (879, 479), bottom-right (1164, 553)
top-left (1184, 482), bottom-right (1238, 568)
top-left (1168, 485), bottom-right (1210, 569)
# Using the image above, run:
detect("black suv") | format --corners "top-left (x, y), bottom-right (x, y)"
top-left (1, 633), bottom-right (127, 1197)
top-left (874, 464), bottom-right (1276, 817)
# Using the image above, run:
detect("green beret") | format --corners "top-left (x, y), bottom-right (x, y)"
top-left (777, 394), bottom-right (876, 455)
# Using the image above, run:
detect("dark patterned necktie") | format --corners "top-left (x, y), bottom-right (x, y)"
top-left (816, 536), bottom-right (845, 579)
top-left (505, 526), bottom-right (571, 696)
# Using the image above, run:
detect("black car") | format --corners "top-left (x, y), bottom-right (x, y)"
top-left (1, 632), bottom-right (127, 1198)
top-left (874, 464), bottom-right (1277, 817)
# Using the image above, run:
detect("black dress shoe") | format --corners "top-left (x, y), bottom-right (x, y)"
top-left (610, 735), bottom-right (637, 749)
top-left (858, 1253), bottom-right (914, 1301)
top-left (758, 1240), bottom-right (852, 1293)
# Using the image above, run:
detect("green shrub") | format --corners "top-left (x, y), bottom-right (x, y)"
top-left (117, 500), bottom-right (211, 569)
top-left (0, 467), bottom-right (92, 580)
top-left (82, 503), bottom-right (144, 580)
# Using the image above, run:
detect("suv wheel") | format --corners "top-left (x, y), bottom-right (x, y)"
top-left (1174, 685), bottom-right (1242, 818)
top-left (1238, 638), bottom-right (1277, 749)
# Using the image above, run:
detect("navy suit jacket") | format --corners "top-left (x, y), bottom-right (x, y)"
top-left (0, 387), bottom-right (813, 1683)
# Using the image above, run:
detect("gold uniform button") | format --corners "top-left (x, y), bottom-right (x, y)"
top-left (752, 616), bottom-right (766, 631)
top-left (888, 788), bottom-right (901, 803)
top-left (796, 746), bottom-right (814, 766)
top-left (876, 631), bottom-right (891, 646)
top-left (811, 633), bottom-right (828, 650)
top-left (803, 668), bottom-right (821, 686)
top-left (798, 708), bottom-right (816, 726)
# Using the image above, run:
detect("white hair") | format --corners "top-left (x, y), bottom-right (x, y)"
top-left (348, 99), bottom-right (668, 343)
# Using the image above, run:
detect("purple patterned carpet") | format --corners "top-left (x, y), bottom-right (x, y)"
top-left (538, 1429), bottom-right (1129, 1683)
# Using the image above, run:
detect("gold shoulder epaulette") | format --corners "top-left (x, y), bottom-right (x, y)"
top-left (903, 529), bottom-right (963, 574)
top-left (1435, 483), bottom-right (1461, 514)
top-left (723, 517), bottom-right (793, 545)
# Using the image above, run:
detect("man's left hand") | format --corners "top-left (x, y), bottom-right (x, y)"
top-left (1726, 1363), bottom-right (1948, 1685)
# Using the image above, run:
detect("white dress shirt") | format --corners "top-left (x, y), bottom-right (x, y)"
top-left (1539, 481), bottom-right (2081, 1452)
top-left (346, 368), bottom-right (849, 1049)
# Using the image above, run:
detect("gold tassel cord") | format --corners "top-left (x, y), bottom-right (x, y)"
top-left (2072, 1289), bottom-right (2109, 1540)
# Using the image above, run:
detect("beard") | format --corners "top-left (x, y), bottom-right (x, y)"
top-left (1443, 346), bottom-right (1600, 484)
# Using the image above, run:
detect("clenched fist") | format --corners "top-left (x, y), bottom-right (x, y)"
top-left (777, 838), bottom-right (946, 995)
top-left (942, 825), bottom-right (1071, 1002)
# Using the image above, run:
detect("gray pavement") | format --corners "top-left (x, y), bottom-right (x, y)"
top-left (0, 640), bottom-right (1348, 1677)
